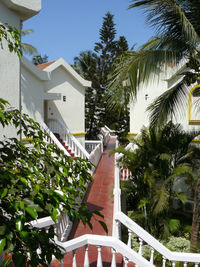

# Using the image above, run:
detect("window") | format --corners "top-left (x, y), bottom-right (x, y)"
top-left (188, 84), bottom-right (200, 124)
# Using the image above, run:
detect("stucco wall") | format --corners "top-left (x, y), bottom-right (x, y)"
top-left (0, 1), bottom-right (21, 139)
top-left (44, 66), bottom-right (85, 136)
top-left (129, 74), bottom-right (168, 134)
top-left (129, 67), bottom-right (200, 135)
top-left (21, 63), bottom-right (45, 125)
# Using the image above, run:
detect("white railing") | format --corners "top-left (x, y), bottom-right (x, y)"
top-left (47, 118), bottom-right (90, 159)
top-left (87, 141), bottom-right (103, 171)
top-left (113, 143), bottom-right (200, 267)
top-left (55, 234), bottom-right (154, 267)
top-left (104, 125), bottom-right (116, 136)
top-left (31, 212), bottom-right (72, 242)
top-left (115, 212), bottom-right (200, 267)
top-left (120, 167), bottom-right (132, 180)
top-left (100, 127), bottom-right (111, 146)
top-left (85, 140), bottom-right (102, 154)
top-left (42, 122), bottom-right (70, 157)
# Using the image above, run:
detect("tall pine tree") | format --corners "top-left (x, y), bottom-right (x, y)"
top-left (73, 12), bottom-right (129, 141)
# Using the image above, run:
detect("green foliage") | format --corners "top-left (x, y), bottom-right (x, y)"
top-left (21, 29), bottom-right (38, 56)
top-left (131, 234), bottom-right (191, 266)
top-left (118, 122), bottom-right (200, 238)
top-left (0, 23), bottom-right (22, 57)
top-left (32, 54), bottom-right (49, 65)
top-left (110, 1), bottom-right (200, 129)
top-left (0, 99), bottom-right (104, 266)
top-left (73, 13), bottom-right (129, 141)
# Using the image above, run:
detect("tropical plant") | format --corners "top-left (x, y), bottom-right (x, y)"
top-left (117, 122), bottom-right (200, 238)
top-left (0, 98), bottom-right (106, 266)
top-left (110, 0), bottom-right (200, 250)
top-left (32, 53), bottom-right (48, 65)
top-left (21, 29), bottom-right (38, 55)
top-left (0, 23), bottom-right (22, 57)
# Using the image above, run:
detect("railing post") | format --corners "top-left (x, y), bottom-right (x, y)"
top-left (114, 219), bottom-right (120, 239)
top-left (123, 257), bottom-right (129, 267)
top-left (113, 151), bottom-right (121, 238)
top-left (111, 248), bottom-right (116, 267)
top-left (138, 238), bottom-right (143, 256)
top-left (162, 256), bottom-right (166, 267)
top-left (97, 246), bottom-right (103, 267)
top-left (72, 249), bottom-right (77, 267)
top-left (61, 257), bottom-right (64, 267)
top-left (127, 229), bottom-right (132, 248)
top-left (150, 247), bottom-right (154, 264)
top-left (84, 245), bottom-right (89, 267)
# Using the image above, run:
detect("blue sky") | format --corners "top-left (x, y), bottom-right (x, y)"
top-left (23, 0), bottom-right (155, 64)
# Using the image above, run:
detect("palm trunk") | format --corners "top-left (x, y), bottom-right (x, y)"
top-left (190, 167), bottom-right (200, 252)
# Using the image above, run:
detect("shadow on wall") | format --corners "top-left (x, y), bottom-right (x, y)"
top-left (21, 72), bottom-right (44, 122)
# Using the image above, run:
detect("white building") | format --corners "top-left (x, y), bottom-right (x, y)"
top-left (0, 0), bottom-right (41, 138)
top-left (129, 62), bottom-right (200, 137)
top-left (21, 57), bottom-right (91, 146)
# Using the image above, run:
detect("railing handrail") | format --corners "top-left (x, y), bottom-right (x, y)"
top-left (42, 122), bottom-right (70, 157)
top-left (48, 118), bottom-right (90, 159)
top-left (104, 125), bottom-right (116, 134)
top-left (115, 211), bottom-right (200, 263)
top-left (56, 234), bottom-right (154, 267)
top-left (85, 140), bottom-right (102, 144)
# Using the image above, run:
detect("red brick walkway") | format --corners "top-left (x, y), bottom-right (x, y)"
top-left (51, 136), bottom-right (125, 266)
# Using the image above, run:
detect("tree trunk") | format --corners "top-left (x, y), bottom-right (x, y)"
top-left (190, 167), bottom-right (200, 251)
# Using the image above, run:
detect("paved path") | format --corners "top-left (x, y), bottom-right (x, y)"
top-left (51, 136), bottom-right (125, 266)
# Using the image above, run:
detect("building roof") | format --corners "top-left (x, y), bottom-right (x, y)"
top-left (2, 0), bottom-right (41, 21)
top-left (21, 56), bottom-right (50, 81)
top-left (36, 61), bottom-right (56, 70)
top-left (37, 58), bottom-right (91, 88)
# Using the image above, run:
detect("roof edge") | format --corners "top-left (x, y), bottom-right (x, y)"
top-left (2, 0), bottom-right (41, 21)
top-left (21, 56), bottom-right (50, 81)
top-left (43, 58), bottom-right (92, 88)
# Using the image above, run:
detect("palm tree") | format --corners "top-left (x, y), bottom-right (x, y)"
top-left (116, 122), bottom-right (199, 238)
top-left (21, 29), bottom-right (38, 55)
top-left (110, 0), bottom-right (200, 250)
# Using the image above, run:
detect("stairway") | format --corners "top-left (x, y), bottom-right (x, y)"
top-left (51, 136), bottom-right (132, 266)
top-left (54, 133), bottom-right (75, 157)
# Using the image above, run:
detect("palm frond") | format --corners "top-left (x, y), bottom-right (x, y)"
top-left (147, 77), bottom-right (189, 128)
top-left (110, 44), bottom-right (181, 96)
top-left (21, 29), bottom-right (34, 36)
top-left (22, 43), bottom-right (38, 55)
top-left (129, 0), bottom-right (200, 53)
top-left (153, 185), bottom-right (169, 215)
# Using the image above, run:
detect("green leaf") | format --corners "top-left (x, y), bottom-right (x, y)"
top-left (20, 177), bottom-right (28, 186)
top-left (169, 219), bottom-right (181, 234)
top-left (93, 210), bottom-right (104, 218)
top-left (98, 220), bottom-right (108, 233)
top-left (177, 192), bottom-right (187, 204)
top-left (16, 219), bottom-right (22, 231)
top-left (0, 225), bottom-right (6, 235)
top-left (51, 208), bottom-right (59, 223)
top-left (0, 238), bottom-right (6, 253)
top-left (0, 188), bottom-right (8, 198)
top-left (19, 201), bottom-right (24, 209)
top-left (25, 206), bottom-right (38, 219)
top-left (1, 257), bottom-right (11, 267)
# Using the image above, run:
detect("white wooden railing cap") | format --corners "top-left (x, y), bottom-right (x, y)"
top-left (56, 234), bottom-right (154, 267)
top-left (115, 212), bottom-right (200, 263)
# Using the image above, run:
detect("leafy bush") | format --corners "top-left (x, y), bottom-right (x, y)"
top-left (0, 99), bottom-right (105, 266)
